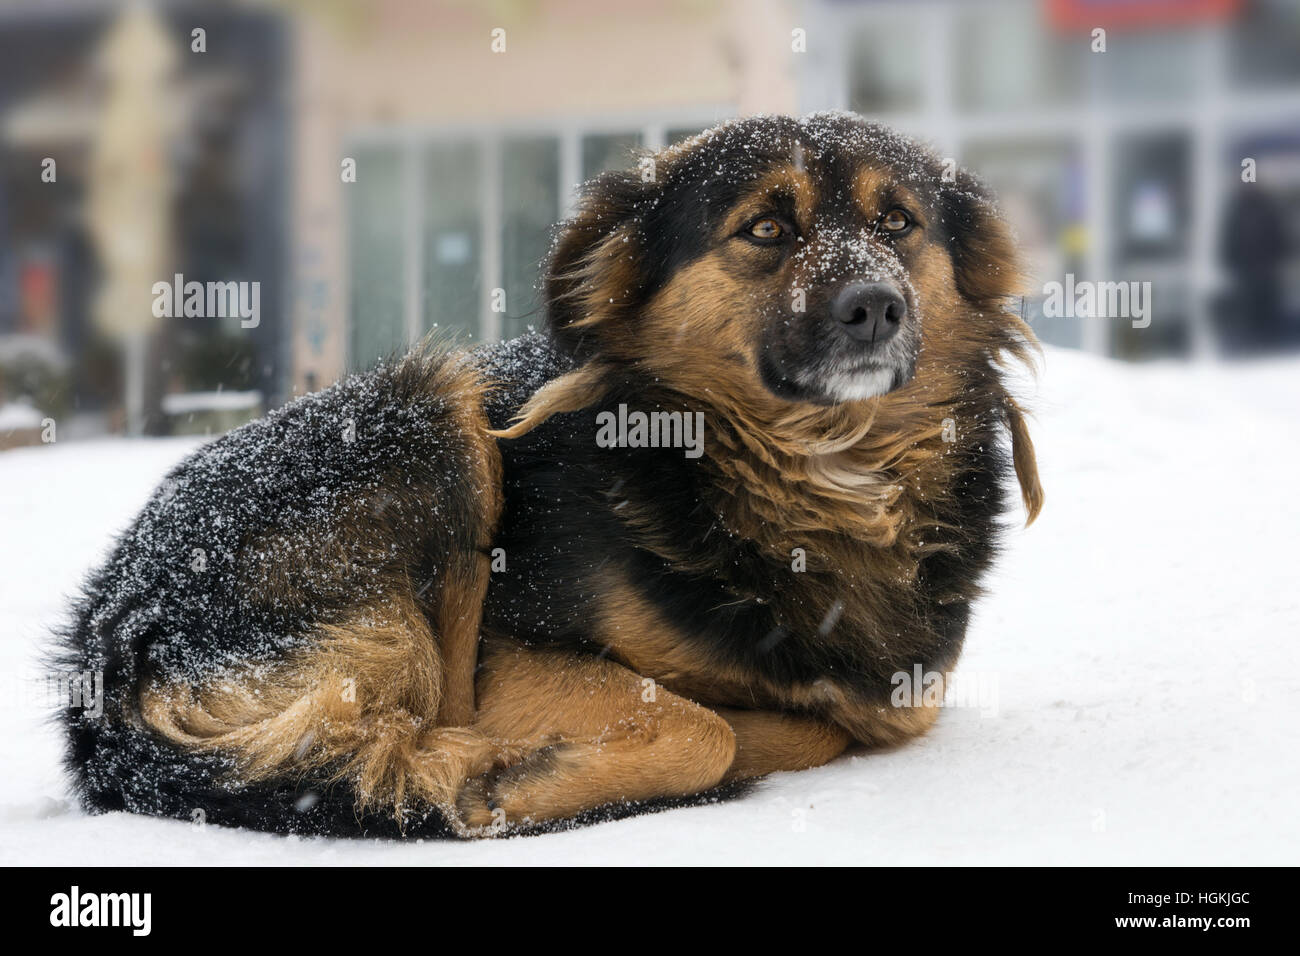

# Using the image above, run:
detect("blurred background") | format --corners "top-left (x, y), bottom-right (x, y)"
top-left (1, 0), bottom-right (1298, 445)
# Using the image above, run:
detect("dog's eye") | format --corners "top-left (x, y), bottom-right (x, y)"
top-left (880, 208), bottom-right (912, 234)
top-left (747, 218), bottom-right (784, 241)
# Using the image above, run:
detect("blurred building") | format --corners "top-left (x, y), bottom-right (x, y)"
top-left (0, 0), bottom-right (286, 435)
top-left (1, 0), bottom-right (1299, 439)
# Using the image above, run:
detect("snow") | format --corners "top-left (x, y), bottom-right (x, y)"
top-left (2, 345), bottom-right (1297, 864)
top-left (0, 401), bottom-right (44, 431)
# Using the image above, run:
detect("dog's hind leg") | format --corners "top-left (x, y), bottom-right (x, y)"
top-left (433, 547), bottom-right (493, 727)
top-left (139, 588), bottom-right (519, 829)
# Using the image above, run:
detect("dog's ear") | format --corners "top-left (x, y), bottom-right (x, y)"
top-left (942, 167), bottom-right (1040, 367)
top-left (945, 169), bottom-right (1043, 524)
top-left (1004, 395), bottom-right (1044, 526)
top-left (943, 170), bottom-right (1026, 307)
top-left (545, 169), bottom-right (654, 359)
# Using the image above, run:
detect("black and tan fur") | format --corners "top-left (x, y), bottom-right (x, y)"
top-left (56, 114), bottom-right (1041, 836)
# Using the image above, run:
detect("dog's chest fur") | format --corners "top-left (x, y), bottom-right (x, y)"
top-left (475, 336), bottom-right (1008, 723)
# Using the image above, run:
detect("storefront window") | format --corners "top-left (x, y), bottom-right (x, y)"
top-left (955, 7), bottom-right (1081, 112)
top-left (347, 146), bottom-right (405, 370)
top-left (1095, 29), bottom-right (1200, 104)
top-left (422, 142), bottom-right (481, 343)
top-left (847, 15), bottom-right (925, 114)
top-left (501, 136), bottom-right (560, 341)
top-left (1112, 132), bottom-right (1191, 263)
top-left (1230, 0), bottom-right (1300, 88)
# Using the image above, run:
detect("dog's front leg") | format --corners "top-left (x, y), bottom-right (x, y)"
top-left (712, 707), bottom-right (852, 782)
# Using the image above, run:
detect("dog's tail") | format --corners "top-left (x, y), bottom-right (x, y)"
top-left (58, 694), bottom-right (457, 838)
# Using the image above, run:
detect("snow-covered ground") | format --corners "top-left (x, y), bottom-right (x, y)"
top-left (2, 346), bottom-right (1297, 865)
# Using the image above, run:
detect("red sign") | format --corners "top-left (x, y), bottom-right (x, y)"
top-left (1047, 0), bottom-right (1243, 31)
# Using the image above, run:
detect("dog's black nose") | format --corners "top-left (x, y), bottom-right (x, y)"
top-left (832, 280), bottom-right (906, 344)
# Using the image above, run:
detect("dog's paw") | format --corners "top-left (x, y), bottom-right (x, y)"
top-left (453, 774), bottom-right (501, 832)
top-left (452, 744), bottom-right (569, 837)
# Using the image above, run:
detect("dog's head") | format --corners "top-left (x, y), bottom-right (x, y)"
top-left (543, 112), bottom-right (1028, 408)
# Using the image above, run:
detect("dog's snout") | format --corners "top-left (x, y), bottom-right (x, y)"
top-left (831, 280), bottom-right (906, 344)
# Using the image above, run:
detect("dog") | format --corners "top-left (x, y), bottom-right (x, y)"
top-left (55, 113), bottom-right (1042, 837)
